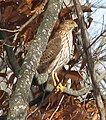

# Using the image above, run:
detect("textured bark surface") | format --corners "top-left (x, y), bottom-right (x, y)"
top-left (7, 0), bottom-right (62, 119)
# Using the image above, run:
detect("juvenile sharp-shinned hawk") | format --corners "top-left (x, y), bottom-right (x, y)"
top-left (37, 20), bottom-right (77, 92)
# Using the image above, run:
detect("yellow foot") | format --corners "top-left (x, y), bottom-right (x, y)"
top-left (55, 83), bottom-right (65, 93)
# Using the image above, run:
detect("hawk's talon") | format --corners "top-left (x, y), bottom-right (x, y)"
top-left (52, 71), bottom-right (65, 93)
top-left (55, 83), bottom-right (65, 93)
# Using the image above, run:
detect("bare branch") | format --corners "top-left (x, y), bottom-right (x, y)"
top-left (0, 28), bottom-right (19, 33)
top-left (0, 25), bottom-right (20, 76)
top-left (97, 71), bottom-right (106, 83)
top-left (73, 0), bottom-right (106, 120)
top-left (91, 5), bottom-right (106, 9)
top-left (7, 0), bottom-right (62, 119)
top-left (46, 84), bottom-right (92, 96)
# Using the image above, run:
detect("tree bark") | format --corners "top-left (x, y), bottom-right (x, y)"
top-left (7, 0), bottom-right (62, 119)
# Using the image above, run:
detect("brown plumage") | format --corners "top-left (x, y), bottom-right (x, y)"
top-left (37, 20), bottom-right (77, 90)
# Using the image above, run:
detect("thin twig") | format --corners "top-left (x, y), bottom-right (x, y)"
top-left (89, 29), bottom-right (106, 50)
top-left (0, 28), bottom-right (19, 33)
top-left (42, 103), bottom-right (51, 119)
top-left (96, 71), bottom-right (106, 83)
top-left (49, 95), bottom-right (64, 120)
top-left (91, 5), bottom-right (106, 9)
top-left (26, 107), bottom-right (39, 120)
top-left (70, 28), bottom-right (106, 68)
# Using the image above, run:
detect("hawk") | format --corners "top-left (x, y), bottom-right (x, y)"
top-left (37, 20), bottom-right (77, 92)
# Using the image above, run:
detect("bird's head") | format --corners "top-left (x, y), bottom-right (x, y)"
top-left (60, 20), bottom-right (78, 31)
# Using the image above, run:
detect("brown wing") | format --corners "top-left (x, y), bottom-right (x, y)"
top-left (37, 34), bottom-right (62, 74)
